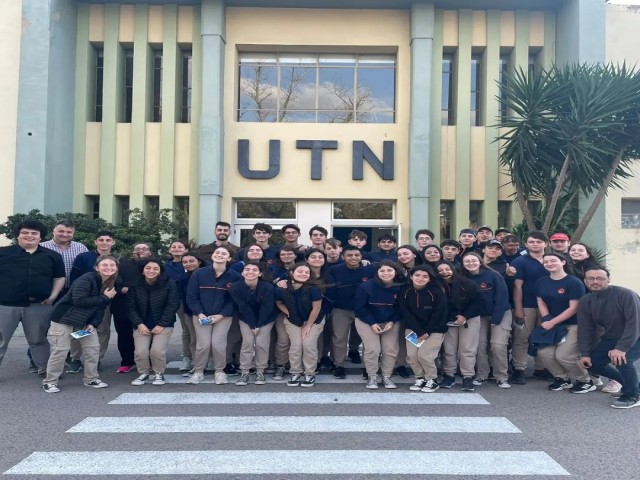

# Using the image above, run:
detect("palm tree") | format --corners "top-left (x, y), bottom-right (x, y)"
top-left (497, 63), bottom-right (640, 241)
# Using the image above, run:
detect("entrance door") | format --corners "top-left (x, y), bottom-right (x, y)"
top-left (332, 226), bottom-right (399, 253)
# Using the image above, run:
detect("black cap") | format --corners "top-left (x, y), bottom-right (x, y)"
top-left (485, 239), bottom-right (504, 249)
top-left (477, 225), bottom-right (493, 233)
top-left (495, 228), bottom-right (511, 236)
top-left (459, 228), bottom-right (477, 236)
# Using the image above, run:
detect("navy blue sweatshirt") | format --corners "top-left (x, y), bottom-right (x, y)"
top-left (398, 284), bottom-right (449, 335)
top-left (229, 280), bottom-right (276, 328)
top-left (353, 279), bottom-right (401, 325)
top-left (327, 263), bottom-right (377, 310)
top-left (186, 267), bottom-right (241, 317)
top-left (164, 260), bottom-right (186, 282)
top-left (368, 250), bottom-right (398, 263)
top-left (465, 268), bottom-right (511, 325)
top-left (442, 276), bottom-right (483, 321)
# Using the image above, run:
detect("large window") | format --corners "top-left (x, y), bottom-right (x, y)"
top-left (332, 202), bottom-right (393, 220)
top-left (441, 54), bottom-right (455, 125)
top-left (238, 52), bottom-right (396, 123)
top-left (498, 201), bottom-right (511, 228)
top-left (122, 48), bottom-right (134, 123)
top-left (622, 199), bottom-right (640, 229)
top-left (94, 47), bottom-right (104, 122)
top-left (440, 200), bottom-right (454, 240)
top-left (180, 50), bottom-right (192, 123)
top-left (151, 49), bottom-right (163, 122)
top-left (470, 55), bottom-right (482, 126)
top-left (498, 54), bottom-right (509, 125)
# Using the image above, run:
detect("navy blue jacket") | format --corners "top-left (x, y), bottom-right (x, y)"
top-left (70, 251), bottom-right (101, 284)
top-left (398, 284), bottom-right (449, 335)
top-left (229, 280), bottom-right (276, 328)
top-left (368, 250), bottom-right (398, 263)
top-left (327, 263), bottom-right (377, 310)
top-left (164, 260), bottom-right (186, 282)
top-left (466, 268), bottom-right (510, 325)
top-left (177, 271), bottom-right (196, 316)
top-left (186, 267), bottom-right (241, 317)
top-left (353, 279), bottom-right (401, 325)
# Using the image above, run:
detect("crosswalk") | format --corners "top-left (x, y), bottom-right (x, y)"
top-left (4, 372), bottom-right (570, 477)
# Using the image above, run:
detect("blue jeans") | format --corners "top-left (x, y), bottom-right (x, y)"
top-left (590, 336), bottom-right (640, 398)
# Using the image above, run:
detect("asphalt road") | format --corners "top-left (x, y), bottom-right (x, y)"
top-left (0, 327), bottom-right (638, 479)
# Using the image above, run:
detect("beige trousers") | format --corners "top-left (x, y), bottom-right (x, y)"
top-left (405, 330), bottom-right (445, 380)
top-left (44, 322), bottom-right (99, 384)
top-left (476, 311), bottom-right (512, 381)
top-left (192, 316), bottom-right (232, 373)
top-left (442, 316), bottom-right (481, 378)
top-left (536, 324), bottom-right (590, 382)
top-left (284, 318), bottom-right (325, 376)
top-left (133, 327), bottom-right (173, 374)
top-left (239, 321), bottom-right (274, 373)
top-left (512, 307), bottom-right (544, 371)
top-left (354, 319), bottom-right (400, 377)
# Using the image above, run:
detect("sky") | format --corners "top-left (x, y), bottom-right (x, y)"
top-left (609, 0), bottom-right (640, 4)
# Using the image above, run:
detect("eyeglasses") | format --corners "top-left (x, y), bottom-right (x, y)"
top-left (584, 277), bottom-right (608, 282)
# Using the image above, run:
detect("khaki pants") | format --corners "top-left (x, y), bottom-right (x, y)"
top-left (239, 321), bottom-right (274, 373)
top-left (405, 330), bottom-right (444, 380)
top-left (179, 311), bottom-right (196, 359)
top-left (284, 318), bottom-right (325, 376)
top-left (70, 307), bottom-right (111, 361)
top-left (476, 311), bottom-right (512, 381)
top-left (192, 316), bottom-right (232, 373)
top-left (512, 307), bottom-right (544, 371)
top-left (44, 322), bottom-right (99, 384)
top-left (536, 324), bottom-right (590, 382)
top-left (355, 319), bottom-right (400, 377)
top-left (133, 327), bottom-right (173, 374)
top-left (442, 316), bottom-right (481, 378)
top-left (273, 313), bottom-right (290, 366)
top-left (331, 308), bottom-right (355, 367)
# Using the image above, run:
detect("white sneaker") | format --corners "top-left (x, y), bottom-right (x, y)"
top-left (590, 375), bottom-right (603, 387)
top-left (152, 373), bottom-right (165, 386)
top-left (602, 379), bottom-right (622, 394)
top-left (366, 375), bottom-right (379, 390)
top-left (131, 374), bottom-right (149, 386)
top-left (420, 379), bottom-right (440, 393)
top-left (84, 379), bottom-right (109, 389)
top-left (214, 372), bottom-right (228, 385)
top-left (179, 357), bottom-right (192, 372)
top-left (409, 378), bottom-right (426, 391)
top-left (382, 376), bottom-right (397, 389)
top-left (186, 371), bottom-right (204, 385)
top-left (43, 383), bottom-right (60, 393)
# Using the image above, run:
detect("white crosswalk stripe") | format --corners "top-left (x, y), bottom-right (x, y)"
top-left (6, 450), bottom-right (569, 476)
top-left (68, 415), bottom-right (521, 433)
top-left (4, 389), bottom-right (570, 476)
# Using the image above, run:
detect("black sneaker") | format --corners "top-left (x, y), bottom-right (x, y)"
top-left (43, 383), bottom-right (60, 393)
top-left (333, 366), bottom-right (346, 379)
top-left (223, 363), bottom-right (239, 376)
top-left (533, 368), bottom-right (555, 381)
top-left (570, 380), bottom-right (596, 394)
top-left (319, 356), bottom-right (333, 370)
top-left (29, 360), bottom-right (39, 374)
top-left (395, 366), bottom-right (411, 378)
top-left (611, 395), bottom-right (640, 409)
top-left (65, 359), bottom-right (83, 374)
top-left (287, 374), bottom-right (301, 387)
top-left (348, 350), bottom-right (362, 364)
top-left (300, 375), bottom-right (316, 388)
top-left (362, 369), bottom-right (368, 381)
top-left (461, 377), bottom-right (475, 392)
top-left (439, 375), bottom-right (456, 389)
top-left (510, 369), bottom-right (526, 385)
top-left (548, 377), bottom-right (573, 391)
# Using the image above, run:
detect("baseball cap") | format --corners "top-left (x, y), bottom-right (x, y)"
top-left (495, 228), bottom-right (511, 236)
top-left (549, 233), bottom-right (570, 241)
top-left (459, 228), bottom-right (477, 236)
top-left (477, 225), bottom-right (493, 233)
top-left (485, 239), bottom-right (504, 249)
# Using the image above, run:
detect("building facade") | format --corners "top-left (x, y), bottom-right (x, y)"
top-left (1, 1), bottom-right (623, 265)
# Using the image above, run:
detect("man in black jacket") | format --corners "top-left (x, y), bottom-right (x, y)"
top-left (578, 267), bottom-right (640, 409)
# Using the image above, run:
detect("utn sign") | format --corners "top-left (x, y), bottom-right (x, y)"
top-left (237, 140), bottom-right (395, 180)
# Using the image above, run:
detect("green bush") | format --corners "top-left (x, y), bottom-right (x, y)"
top-left (0, 208), bottom-right (192, 257)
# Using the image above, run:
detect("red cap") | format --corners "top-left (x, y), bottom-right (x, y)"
top-left (550, 233), bottom-right (570, 241)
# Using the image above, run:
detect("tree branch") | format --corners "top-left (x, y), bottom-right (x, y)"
top-left (517, 190), bottom-right (537, 231)
top-left (541, 152), bottom-right (571, 235)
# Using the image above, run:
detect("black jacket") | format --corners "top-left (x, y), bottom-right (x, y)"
top-left (50, 272), bottom-right (114, 328)
top-left (127, 275), bottom-right (180, 329)
top-left (229, 280), bottom-right (276, 328)
top-left (399, 284), bottom-right (449, 336)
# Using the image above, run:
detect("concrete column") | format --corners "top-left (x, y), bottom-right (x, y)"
top-left (15, 0), bottom-right (77, 214)
top-left (198, 0), bottom-right (226, 243)
top-left (408, 0), bottom-right (435, 242)
top-left (556, 0), bottom-right (606, 248)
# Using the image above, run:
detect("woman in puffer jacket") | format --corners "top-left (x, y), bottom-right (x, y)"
top-left (128, 259), bottom-right (181, 387)
top-left (42, 255), bottom-right (119, 393)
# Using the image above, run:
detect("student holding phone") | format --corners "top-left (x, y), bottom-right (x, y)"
top-left (354, 261), bottom-right (403, 390)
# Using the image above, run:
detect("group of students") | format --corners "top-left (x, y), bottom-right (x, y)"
top-left (40, 222), bottom-right (634, 407)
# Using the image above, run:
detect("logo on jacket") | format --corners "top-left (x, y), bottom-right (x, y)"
top-left (362, 277), bottom-right (368, 282)
top-left (558, 288), bottom-right (565, 294)
top-left (226, 283), bottom-right (234, 289)
top-left (480, 282), bottom-right (487, 289)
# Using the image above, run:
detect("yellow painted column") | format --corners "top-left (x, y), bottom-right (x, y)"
top-left (129, 5), bottom-right (149, 211)
top-left (99, 5), bottom-right (121, 221)
top-left (454, 9), bottom-right (472, 233)
top-left (482, 10), bottom-right (501, 227)
top-left (160, 5), bottom-right (178, 210)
